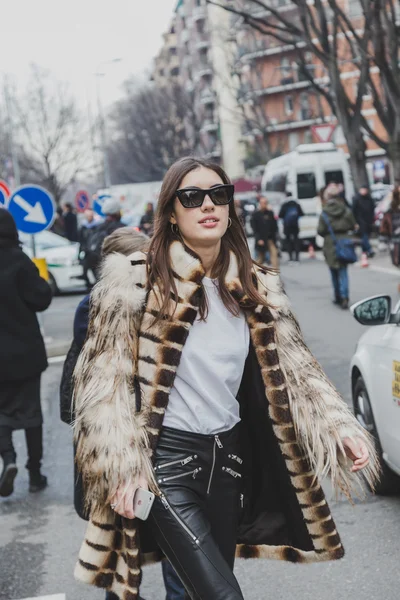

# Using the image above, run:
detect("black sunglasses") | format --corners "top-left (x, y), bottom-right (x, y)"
top-left (176, 184), bottom-right (234, 208)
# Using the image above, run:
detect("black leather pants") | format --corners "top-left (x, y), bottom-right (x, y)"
top-left (149, 424), bottom-right (245, 600)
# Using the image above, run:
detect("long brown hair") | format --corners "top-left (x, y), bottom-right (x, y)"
top-left (147, 157), bottom-right (269, 321)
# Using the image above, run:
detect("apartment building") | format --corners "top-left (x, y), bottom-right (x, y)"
top-left (234, 0), bottom-right (390, 180)
top-left (154, 0), bottom-right (246, 178)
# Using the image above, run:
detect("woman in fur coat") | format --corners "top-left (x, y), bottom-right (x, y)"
top-left (73, 158), bottom-right (379, 600)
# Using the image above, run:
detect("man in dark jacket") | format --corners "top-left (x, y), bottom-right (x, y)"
top-left (84, 198), bottom-right (125, 279)
top-left (318, 184), bottom-right (356, 309)
top-left (140, 202), bottom-right (155, 237)
top-left (0, 209), bottom-right (52, 497)
top-left (62, 203), bottom-right (79, 242)
top-left (251, 195), bottom-right (279, 268)
top-left (352, 186), bottom-right (375, 257)
top-left (279, 193), bottom-right (304, 262)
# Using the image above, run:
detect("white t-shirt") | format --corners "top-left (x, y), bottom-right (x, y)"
top-left (163, 276), bottom-right (250, 435)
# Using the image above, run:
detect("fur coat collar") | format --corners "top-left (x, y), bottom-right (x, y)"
top-left (73, 240), bottom-right (378, 600)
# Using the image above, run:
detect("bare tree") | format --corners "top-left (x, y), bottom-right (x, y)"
top-left (207, 0), bottom-right (386, 188)
top-left (12, 65), bottom-right (90, 205)
top-left (366, 0), bottom-right (400, 182)
top-left (108, 80), bottom-right (201, 183)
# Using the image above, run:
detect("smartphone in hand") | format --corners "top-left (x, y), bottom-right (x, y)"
top-left (133, 487), bottom-right (155, 521)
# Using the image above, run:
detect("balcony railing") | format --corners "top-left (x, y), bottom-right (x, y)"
top-left (265, 115), bottom-right (322, 133)
top-left (201, 118), bottom-right (218, 133)
top-left (195, 32), bottom-right (210, 50)
top-left (193, 5), bottom-right (206, 22)
top-left (200, 87), bottom-right (216, 104)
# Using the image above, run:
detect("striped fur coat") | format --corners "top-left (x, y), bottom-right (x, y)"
top-left (73, 240), bottom-right (378, 599)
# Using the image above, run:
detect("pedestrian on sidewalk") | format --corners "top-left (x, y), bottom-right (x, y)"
top-left (317, 183), bottom-right (356, 309)
top-left (72, 157), bottom-right (378, 600)
top-left (62, 203), bottom-right (79, 242)
top-left (278, 192), bottom-right (304, 262)
top-left (380, 184), bottom-right (400, 291)
top-left (0, 208), bottom-right (52, 497)
top-left (352, 185), bottom-right (375, 258)
top-left (78, 208), bottom-right (98, 288)
top-left (251, 194), bottom-right (279, 268)
top-left (140, 202), bottom-right (155, 237)
top-left (83, 197), bottom-right (125, 280)
top-left (60, 226), bottom-right (186, 600)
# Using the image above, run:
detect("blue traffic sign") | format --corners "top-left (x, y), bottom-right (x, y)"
top-left (93, 193), bottom-right (111, 217)
top-left (75, 189), bottom-right (90, 213)
top-left (8, 185), bottom-right (55, 234)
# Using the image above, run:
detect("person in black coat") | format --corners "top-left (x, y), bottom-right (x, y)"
top-left (62, 203), bottom-right (79, 242)
top-left (352, 186), bottom-right (375, 257)
top-left (0, 209), bottom-right (52, 497)
top-left (279, 193), bottom-right (304, 262)
top-left (251, 195), bottom-right (279, 268)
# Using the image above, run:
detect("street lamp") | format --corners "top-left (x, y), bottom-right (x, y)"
top-left (94, 58), bottom-right (122, 189)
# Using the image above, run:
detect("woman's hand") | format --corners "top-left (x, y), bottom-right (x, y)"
top-left (342, 436), bottom-right (370, 472)
top-left (110, 474), bottom-right (149, 519)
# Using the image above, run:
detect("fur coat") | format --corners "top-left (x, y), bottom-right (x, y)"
top-left (72, 240), bottom-right (379, 600)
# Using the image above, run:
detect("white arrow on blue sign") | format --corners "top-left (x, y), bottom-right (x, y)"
top-left (8, 185), bottom-right (56, 234)
top-left (93, 193), bottom-right (111, 217)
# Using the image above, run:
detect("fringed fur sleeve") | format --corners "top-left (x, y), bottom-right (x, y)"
top-left (260, 269), bottom-right (380, 498)
top-left (72, 252), bottom-right (157, 512)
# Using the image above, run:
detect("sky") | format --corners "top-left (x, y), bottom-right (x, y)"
top-left (0, 0), bottom-right (178, 109)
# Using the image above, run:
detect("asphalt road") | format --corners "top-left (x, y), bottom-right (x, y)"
top-left (1, 254), bottom-right (399, 600)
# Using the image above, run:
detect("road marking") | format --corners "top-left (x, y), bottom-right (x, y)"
top-left (16, 595), bottom-right (66, 600)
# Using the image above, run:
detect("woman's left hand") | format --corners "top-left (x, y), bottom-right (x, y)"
top-left (342, 436), bottom-right (370, 472)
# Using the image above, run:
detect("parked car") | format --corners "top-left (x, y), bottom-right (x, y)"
top-left (19, 230), bottom-right (91, 294)
top-left (350, 294), bottom-right (400, 494)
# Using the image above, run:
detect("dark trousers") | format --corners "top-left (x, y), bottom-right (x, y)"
top-left (0, 425), bottom-right (43, 471)
top-left (149, 424), bottom-right (244, 600)
top-left (360, 231), bottom-right (372, 254)
top-left (329, 267), bottom-right (349, 301)
top-left (286, 231), bottom-right (300, 260)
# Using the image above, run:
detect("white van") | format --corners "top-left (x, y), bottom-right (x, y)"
top-left (261, 143), bottom-right (354, 247)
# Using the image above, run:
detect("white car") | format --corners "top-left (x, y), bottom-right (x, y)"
top-left (19, 230), bottom-right (90, 294)
top-left (350, 295), bottom-right (400, 494)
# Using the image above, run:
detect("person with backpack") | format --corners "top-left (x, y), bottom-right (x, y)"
top-left (317, 183), bottom-right (356, 309)
top-left (60, 226), bottom-right (186, 600)
top-left (279, 192), bottom-right (304, 262)
top-left (251, 194), bottom-right (279, 268)
top-left (84, 198), bottom-right (125, 279)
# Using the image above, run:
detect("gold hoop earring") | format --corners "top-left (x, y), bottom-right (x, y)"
top-left (227, 217), bottom-right (232, 228)
top-left (171, 223), bottom-right (179, 235)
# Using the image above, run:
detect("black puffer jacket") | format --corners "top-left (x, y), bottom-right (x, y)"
top-left (0, 210), bottom-right (52, 382)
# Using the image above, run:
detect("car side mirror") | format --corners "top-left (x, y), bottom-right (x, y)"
top-left (351, 295), bottom-right (398, 326)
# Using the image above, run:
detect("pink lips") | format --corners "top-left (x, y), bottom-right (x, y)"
top-left (198, 217), bottom-right (219, 228)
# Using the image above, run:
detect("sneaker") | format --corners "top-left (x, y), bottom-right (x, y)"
top-left (341, 298), bottom-right (349, 310)
top-left (0, 463), bottom-right (18, 497)
top-left (29, 472), bottom-right (48, 493)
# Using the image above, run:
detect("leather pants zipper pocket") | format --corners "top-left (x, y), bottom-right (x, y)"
top-left (155, 455), bottom-right (197, 471)
top-left (207, 434), bottom-right (223, 495)
top-left (222, 467), bottom-right (242, 479)
top-left (157, 467), bottom-right (202, 484)
top-left (160, 494), bottom-right (200, 545)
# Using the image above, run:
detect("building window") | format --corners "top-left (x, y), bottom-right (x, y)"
top-left (284, 95), bottom-right (294, 115)
top-left (348, 0), bottom-right (363, 17)
top-left (170, 67), bottom-right (180, 77)
top-left (280, 57), bottom-right (294, 85)
top-left (289, 132), bottom-right (299, 151)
